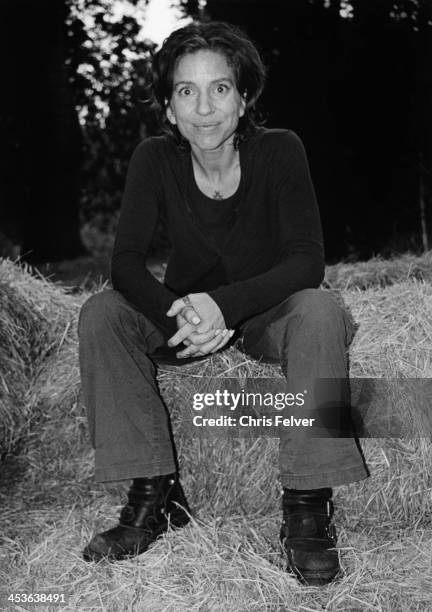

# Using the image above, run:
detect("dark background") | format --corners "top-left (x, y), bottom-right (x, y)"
top-left (0, 0), bottom-right (431, 264)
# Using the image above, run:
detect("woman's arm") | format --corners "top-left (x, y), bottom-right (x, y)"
top-left (111, 140), bottom-right (179, 336)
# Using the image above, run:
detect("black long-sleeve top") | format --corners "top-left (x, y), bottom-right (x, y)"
top-left (111, 127), bottom-right (325, 336)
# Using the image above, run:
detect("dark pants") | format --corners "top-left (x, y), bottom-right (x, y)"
top-left (78, 288), bottom-right (368, 488)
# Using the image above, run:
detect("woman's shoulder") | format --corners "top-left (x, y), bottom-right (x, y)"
top-left (244, 128), bottom-right (307, 172)
top-left (132, 133), bottom-right (180, 160)
top-left (247, 127), bottom-right (305, 152)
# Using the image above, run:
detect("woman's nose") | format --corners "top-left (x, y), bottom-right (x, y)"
top-left (196, 92), bottom-right (214, 115)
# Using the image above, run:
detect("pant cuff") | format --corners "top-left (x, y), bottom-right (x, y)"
top-left (95, 461), bottom-right (177, 483)
top-left (280, 463), bottom-right (369, 489)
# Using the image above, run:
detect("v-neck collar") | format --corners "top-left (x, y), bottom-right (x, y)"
top-left (180, 138), bottom-right (248, 254)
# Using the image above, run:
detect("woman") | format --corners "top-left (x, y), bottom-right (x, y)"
top-left (78, 21), bottom-right (368, 586)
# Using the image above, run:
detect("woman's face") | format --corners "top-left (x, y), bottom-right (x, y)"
top-left (166, 49), bottom-right (246, 153)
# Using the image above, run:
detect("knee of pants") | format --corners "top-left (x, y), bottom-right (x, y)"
top-left (78, 289), bottom-right (130, 338)
top-left (281, 288), bottom-right (356, 341)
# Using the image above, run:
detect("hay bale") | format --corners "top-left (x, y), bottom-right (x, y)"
top-left (324, 250), bottom-right (432, 290)
top-left (0, 258), bottom-right (85, 457)
top-left (346, 279), bottom-right (432, 377)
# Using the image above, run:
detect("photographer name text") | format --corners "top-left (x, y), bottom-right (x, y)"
top-left (192, 415), bottom-right (315, 428)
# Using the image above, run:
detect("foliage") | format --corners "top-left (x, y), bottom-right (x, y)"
top-left (65, 0), bottom-right (158, 222)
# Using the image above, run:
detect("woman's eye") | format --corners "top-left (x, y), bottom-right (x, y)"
top-left (215, 84), bottom-right (228, 94)
top-left (179, 87), bottom-right (193, 96)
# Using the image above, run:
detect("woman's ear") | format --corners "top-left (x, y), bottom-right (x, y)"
top-left (239, 91), bottom-right (247, 117)
top-left (166, 100), bottom-right (176, 125)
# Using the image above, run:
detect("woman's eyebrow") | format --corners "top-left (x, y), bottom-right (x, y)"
top-left (174, 77), bottom-right (234, 87)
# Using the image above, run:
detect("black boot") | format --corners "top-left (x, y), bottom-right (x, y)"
top-left (280, 487), bottom-right (339, 586)
top-left (83, 473), bottom-right (190, 562)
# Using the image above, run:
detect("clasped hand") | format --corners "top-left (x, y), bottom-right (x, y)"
top-left (166, 292), bottom-right (234, 358)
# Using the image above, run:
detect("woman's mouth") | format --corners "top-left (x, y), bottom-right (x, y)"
top-left (195, 123), bottom-right (219, 130)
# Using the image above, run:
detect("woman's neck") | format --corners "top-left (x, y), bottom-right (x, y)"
top-left (190, 139), bottom-right (239, 182)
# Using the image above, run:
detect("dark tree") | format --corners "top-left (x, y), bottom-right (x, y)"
top-left (0, 0), bottom-right (85, 262)
top-left (0, 0), bottom-right (156, 263)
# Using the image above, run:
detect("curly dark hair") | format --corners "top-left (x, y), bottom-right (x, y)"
top-left (147, 21), bottom-right (267, 148)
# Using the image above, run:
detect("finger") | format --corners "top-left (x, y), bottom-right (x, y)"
top-left (210, 329), bottom-right (235, 353)
top-left (181, 305), bottom-right (201, 326)
top-left (180, 329), bottom-right (233, 358)
top-left (176, 329), bottom-right (221, 357)
top-left (166, 299), bottom-right (185, 318)
top-left (168, 297), bottom-right (201, 324)
top-left (188, 328), bottom-right (221, 346)
top-left (167, 322), bottom-right (194, 347)
top-left (207, 329), bottom-right (235, 354)
top-left (176, 343), bottom-right (205, 358)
